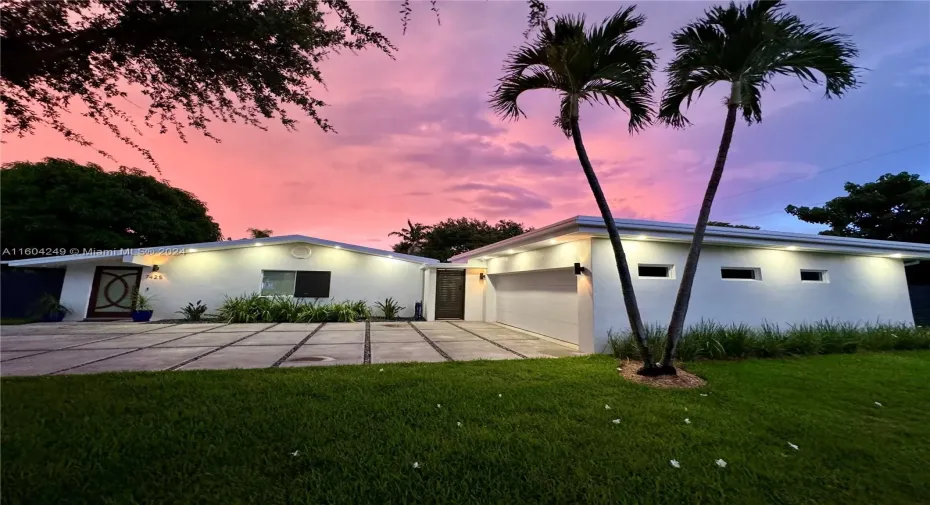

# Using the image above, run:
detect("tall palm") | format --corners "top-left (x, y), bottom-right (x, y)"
top-left (490, 7), bottom-right (659, 370)
top-left (389, 219), bottom-right (432, 254)
top-left (657, 0), bottom-right (859, 367)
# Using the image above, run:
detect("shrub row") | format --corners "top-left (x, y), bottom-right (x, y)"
top-left (215, 293), bottom-right (375, 323)
top-left (608, 320), bottom-right (930, 361)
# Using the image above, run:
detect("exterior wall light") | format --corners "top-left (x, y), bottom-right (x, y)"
top-left (479, 272), bottom-right (486, 280)
top-left (151, 265), bottom-right (160, 272)
top-left (574, 262), bottom-right (585, 275)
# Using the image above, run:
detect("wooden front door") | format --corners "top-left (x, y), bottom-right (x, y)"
top-left (435, 269), bottom-right (466, 320)
top-left (86, 266), bottom-right (143, 318)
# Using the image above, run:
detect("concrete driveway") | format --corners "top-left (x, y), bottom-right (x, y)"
top-left (0, 321), bottom-right (583, 376)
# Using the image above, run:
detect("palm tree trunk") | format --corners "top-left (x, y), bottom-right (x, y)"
top-left (569, 115), bottom-right (655, 369)
top-left (661, 102), bottom-right (740, 367)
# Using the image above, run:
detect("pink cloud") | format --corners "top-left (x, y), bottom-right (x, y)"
top-left (5, 1), bottom-right (917, 246)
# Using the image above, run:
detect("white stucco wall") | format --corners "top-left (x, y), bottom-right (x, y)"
top-left (61, 243), bottom-right (428, 321)
top-left (422, 268), bottom-right (435, 321)
top-left (463, 269), bottom-right (485, 321)
top-left (483, 239), bottom-right (593, 347)
top-left (591, 238), bottom-right (915, 352)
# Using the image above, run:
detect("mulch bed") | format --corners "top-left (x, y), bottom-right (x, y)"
top-left (617, 359), bottom-right (707, 389)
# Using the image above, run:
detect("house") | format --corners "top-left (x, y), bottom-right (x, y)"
top-left (7, 217), bottom-right (930, 354)
top-left (4, 235), bottom-right (439, 321)
top-left (440, 217), bottom-right (930, 352)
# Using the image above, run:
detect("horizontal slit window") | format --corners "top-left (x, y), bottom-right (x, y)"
top-left (721, 267), bottom-right (760, 280)
top-left (800, 270), bottom-right (826, 282)
top-left (638, 265), bottom-right (672, 278)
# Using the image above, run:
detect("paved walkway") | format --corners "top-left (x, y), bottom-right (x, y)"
top-left (0, 321), bottom-right (582, 376)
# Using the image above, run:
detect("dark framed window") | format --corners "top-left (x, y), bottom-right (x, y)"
top-left (638, 265), bottom-right (672, 278)
top-left (800, 270), bottom-right (826, 282)
top-left (295, 271), bottom-right (331, 298)
top-left (721, 267), bottom-right (760, 280)
top-left (261, 270), bottom-right (331, 297)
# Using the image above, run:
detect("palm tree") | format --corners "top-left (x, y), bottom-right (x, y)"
top-left (490, 8), bottom-right (660, 371)
top-left (657, 0), bottom-right (859, 367)
top-left (389, 219), bottom-right (432, 255)
top-left (248, 228), bottom-right (273, 239)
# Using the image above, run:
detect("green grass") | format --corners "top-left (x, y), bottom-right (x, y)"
top-left (2, 353), bottom-right (929, 504)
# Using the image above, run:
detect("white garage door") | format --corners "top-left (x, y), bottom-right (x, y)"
top-left (493, 269), bottom-right (579, 344)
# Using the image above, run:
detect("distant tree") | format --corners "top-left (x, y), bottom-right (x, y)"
top-left (707, 221), bottom-right (760, 230)
top-left (656, 0), bottom-right (859, 369)
top-left (389, 220), bottom-right (432, 255)
top-left (1, 158), bottom-right (222, 259)
top-left (786, 172), bottom-right (930, 243)
top-left (390, 218), bottom-right (531, 261)
top-left (247, 228), bottom-right (273, 239)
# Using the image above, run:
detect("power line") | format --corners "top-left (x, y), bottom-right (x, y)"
top-left (664, 140), bottom-right (930, 218)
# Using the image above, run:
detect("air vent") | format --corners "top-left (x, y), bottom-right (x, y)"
top-left (290, 245), bottom-right (312, 259)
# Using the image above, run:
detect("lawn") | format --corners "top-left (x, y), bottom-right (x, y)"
top-left (2, 353), bottom-right (929, 505)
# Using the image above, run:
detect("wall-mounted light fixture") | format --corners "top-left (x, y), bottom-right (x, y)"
top-left (574, 262), bottom-right (585, 275)
top-left (151, 264), bottom-right (160, 272)
top-left (479, 272), bottom-right (486, 280)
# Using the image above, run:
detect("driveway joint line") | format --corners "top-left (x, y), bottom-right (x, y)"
top-left (166, 326), bottom-right (272, 371)
top-left (363, 320), bottom-right (372, 364)
top-left (1, 322), bottom-right (185, 362)
top-left (447, 321), bottom-right (528, 359)
top-left (48, 323), bottom-right (230, 375)
top-left (408, 322), bottom-right (453, 361)
top-left (271, 323), bottom-right (327, 367)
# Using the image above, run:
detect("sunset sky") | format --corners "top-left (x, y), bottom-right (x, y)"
top-left (3, 0), bottom-right (929, 249)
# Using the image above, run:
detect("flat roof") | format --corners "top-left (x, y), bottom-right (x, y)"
top-left (4, 235), bottom-right (441, 267)
top-left (449, 216), bottom-right (930, 262)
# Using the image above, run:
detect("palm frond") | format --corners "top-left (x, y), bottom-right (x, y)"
top-left (658, 0), bottom-right (859, 127)
top-left (489, 69), bottom-right (564, 121)
top-left (553, 95), bottom-right (573, 137)
top-left (491, 7), bottom-right (657, 131)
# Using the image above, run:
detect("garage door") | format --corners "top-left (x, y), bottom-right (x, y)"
top-left (493, 269), bottom-right (578, 344)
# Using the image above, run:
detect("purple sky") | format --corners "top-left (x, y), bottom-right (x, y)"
top-left (3, 0), bottom-right (929, 247)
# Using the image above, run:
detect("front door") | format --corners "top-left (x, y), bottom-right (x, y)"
top-left (86, 266), bottom-right (143, 318)
top-left (435, 269), bottom-right (465, 319)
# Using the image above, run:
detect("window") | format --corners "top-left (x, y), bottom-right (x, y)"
top-left (800, 270), bottom-right (827, 282)
top-left (721, 267), bottom-right (761, 280)
top-left (638, 264), bottom-right (673, 278)
top-left (261, 270), bottom-right (331, 297)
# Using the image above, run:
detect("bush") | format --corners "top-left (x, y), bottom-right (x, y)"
top-left (215, 294), bottom-right (373, 323)
top-left (607, 319), bottom-right (930, 362)
top-left (176, 300), bottom-right (208, 321)
top-left (374, 297), bottom-right (406, 320)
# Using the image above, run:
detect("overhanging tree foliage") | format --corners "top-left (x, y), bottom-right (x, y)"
top-left (0, 0), bottom-right (394, 170)
top-left (786, 172), bottom-right (930, 243)
top-left (390, 218), bottom-right (530, 261)
top-left (1, 0), bottom-right (549, 170)
top-left (0, 158), bottom-right (222, 259)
